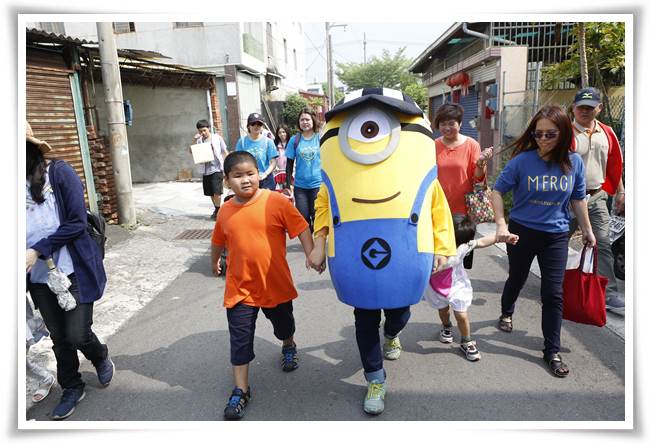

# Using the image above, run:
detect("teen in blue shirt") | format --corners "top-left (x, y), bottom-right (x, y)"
top-left (491, 105), bottom-right (595, 379)
top-left (235, 113), bottom-right (278, 190)
top-left (285, 108), bottom-right (322, 231)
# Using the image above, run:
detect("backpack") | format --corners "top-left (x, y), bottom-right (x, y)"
top-left (86, 209), bottom-right (107, 259)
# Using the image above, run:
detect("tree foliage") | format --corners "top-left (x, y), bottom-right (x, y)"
top-left (542, 22), bottom-right (625, 89)
top-left (335, 47), bottom-right (428, 110)
top-left (282, 93), bottom-right (310, 133)
top-left (321, 82), bottom-right (345, 104)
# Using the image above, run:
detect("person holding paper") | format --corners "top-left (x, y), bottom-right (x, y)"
top-left (192, 119), bottom-right (230, 220)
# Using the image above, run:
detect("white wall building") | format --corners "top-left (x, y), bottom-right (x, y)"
top-left (28, 21), bottom-right (307, 144)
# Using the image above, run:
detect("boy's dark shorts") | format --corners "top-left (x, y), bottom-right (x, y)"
top-left (227, 300), bottom-right (296, 366)
top-left (203, 171), bottom-right (224, 196)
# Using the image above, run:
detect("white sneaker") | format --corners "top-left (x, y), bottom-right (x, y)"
top-left (460, 340), bottom-right (481, 361)
top-left (363, 380), bottom-right (386, 415)
top-left (439, 325), bottom-right (453, 343)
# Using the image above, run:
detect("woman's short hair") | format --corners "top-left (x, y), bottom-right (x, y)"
top-left (433, 103), bottom-right (464, 129)
top-left (297, 107), bottom-right (320, 133)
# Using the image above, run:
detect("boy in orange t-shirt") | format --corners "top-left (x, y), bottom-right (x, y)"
top-left (211, 151), bottom-right (314, 420)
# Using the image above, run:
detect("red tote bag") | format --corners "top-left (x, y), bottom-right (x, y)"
top-left (562, 245), bottom-right (608, 327)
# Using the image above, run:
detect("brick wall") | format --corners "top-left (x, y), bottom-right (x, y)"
top-left (87, 127), bottom-right (119, 224)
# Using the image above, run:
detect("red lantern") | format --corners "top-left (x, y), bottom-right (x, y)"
top-left (445, 71), bottom-right (470, 88)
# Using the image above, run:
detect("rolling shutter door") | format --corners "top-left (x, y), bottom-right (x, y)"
top-left (26, 49), bottom-right (88, 203)
top-left (459, 86), bottom-right (479, 141)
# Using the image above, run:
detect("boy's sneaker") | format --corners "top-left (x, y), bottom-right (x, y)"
top-left (94, 356), bottom-right (115, 387)
top-left (439, 325), bottom-right (453, 343)
top-left (51, 387), bottom-right (85, 420)
top-left (281, 345), bottom-right (299, 372)
top-left (605, 295), bottom-right (625, 315)
top-left (363, 380), bottom-right (386, 415)
top-left (223, 387), bottom-right (251, 420)
top-left (382, 335), bottom-right (402, 360)
top-left (460, 340), bottom-right (481, 361)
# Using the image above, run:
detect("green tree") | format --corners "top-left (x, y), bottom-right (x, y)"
top-left (282, 93), bottom-right (310, 133)
top-left (321, 82), bottom-right (344, 103)
top-left (542, 22), bottom-right (625, 89)
top-left (335, 47), bottom-right (427, 110)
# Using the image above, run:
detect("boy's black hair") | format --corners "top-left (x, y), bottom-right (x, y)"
top-left (224, 151), bottom-right (258, 176)
top-left (454, 215), bottom-right (476, 247)
top-left (196, 119), bottom-right (210, 130)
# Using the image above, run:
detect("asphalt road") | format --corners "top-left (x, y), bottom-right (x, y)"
top-left (26, 235), bottom-right (625, 422)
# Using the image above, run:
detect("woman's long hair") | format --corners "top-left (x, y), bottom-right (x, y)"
top-left (274, 123), bottom-right (291, 147)
top-left (26, 141), bottom-right (47, 204)
top-left (510, 105), bottom-right (573, 174)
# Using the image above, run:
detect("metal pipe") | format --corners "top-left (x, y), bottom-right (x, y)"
top-left (462, 22), bottom-right (516, 46)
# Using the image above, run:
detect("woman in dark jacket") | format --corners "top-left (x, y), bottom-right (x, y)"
top-left (25, 122), bottom-right (113, 420)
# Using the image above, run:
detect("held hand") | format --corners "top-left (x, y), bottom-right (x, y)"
top-left (614, 193), bottom-right (625, 216)
top-left (582, 230), bottom-right (597, 248)
top-left (308, 248), bottom-right (326, 274)
top-left (505, 234), bottom-right (519, 245)
top-left (434, 255), bottom-right (448, 273)
top-left (495, 224), bottom-right (512, 243)
top-left (26, 248), bottom-right (38, 273)
top-left (480, 146), bottom-right (494, 160)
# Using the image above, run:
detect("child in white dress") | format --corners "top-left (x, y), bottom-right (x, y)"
top-left (424, 216), bottom-right (518, 361)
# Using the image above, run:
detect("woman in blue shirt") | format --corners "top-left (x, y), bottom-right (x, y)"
top-left (285, 108), bottom-right (322, 231)
top-left (235, 113), bottom-right (278, 190)
top-left (491, 105), bottom-right (595, 378)
top-left (25, 122), bottom-right (113, 420)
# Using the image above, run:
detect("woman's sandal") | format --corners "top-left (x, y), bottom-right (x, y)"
top-left (32, 374), bottom-right (55, 403)
top-left (498, 315), bottom-right (513, 332)
top-left (544, 353), bottom-right (570, 378)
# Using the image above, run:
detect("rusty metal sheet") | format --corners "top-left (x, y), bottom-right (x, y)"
top-left (27, 50), bottom-right (87, 205)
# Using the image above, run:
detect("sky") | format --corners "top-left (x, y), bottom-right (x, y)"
top-left (301, 22), bottom-right (453, 86)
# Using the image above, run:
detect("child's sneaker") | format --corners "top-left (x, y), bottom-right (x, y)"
top-left (460, 340), bottom-right (481, 361)
top-left (382, 335), bottom-right (402, 360)
top-left (363, 380), bottom-right (386, 415)
top-left (439, 325), bottom-right (453, 343)
top-left (223, 387), bottom-right (251, 420)
top-left (281, 345), bottom-right (299, 372)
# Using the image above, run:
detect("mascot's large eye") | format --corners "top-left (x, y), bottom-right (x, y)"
top-left (348, 109), bottom-right (391, 143)
top-left (339, 107), bottom-right (400, 165)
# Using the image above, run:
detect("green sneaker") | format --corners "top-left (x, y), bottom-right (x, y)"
top-left (383, 335), bottom-right (402, 360)
top-left (363, 380), bottom-right (386, 415)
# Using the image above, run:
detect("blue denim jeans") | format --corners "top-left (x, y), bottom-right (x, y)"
top-left (353, 306), bottom-right (411, 382)
top-left (293, 186), bottom-right (319, 232)
top-left (500, 220), bottom-right (568, 357)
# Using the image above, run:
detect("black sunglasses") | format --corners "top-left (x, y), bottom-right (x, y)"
top-left (532, 131), bottom-right (559, 140)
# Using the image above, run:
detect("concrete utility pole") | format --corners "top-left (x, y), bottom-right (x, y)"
top-left (325, 22), bottom-right (346, 108)
top-left (96, 22), bottom-right (136, 226)
top-left (363, 32), bottom-right (367, 64)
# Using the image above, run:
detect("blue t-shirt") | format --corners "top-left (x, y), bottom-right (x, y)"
top-left (235, 135), bottom-right (278, 174)
top-left (494, 150), bottom-right (586, 233)
top-left (286, 133), bottom-right (322, 189)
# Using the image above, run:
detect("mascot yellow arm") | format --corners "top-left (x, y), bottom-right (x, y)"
top-left (314, 183), bottom-right (330, 233)
top-left (430, 180), bottom-right (457, 257)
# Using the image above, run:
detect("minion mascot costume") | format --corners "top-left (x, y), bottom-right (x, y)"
top-left (311, 88), bottom-right (456, 415)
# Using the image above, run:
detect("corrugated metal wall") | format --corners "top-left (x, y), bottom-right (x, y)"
top-left (26, 49), bottom-right (88, 203)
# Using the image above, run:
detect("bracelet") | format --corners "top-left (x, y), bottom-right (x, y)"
top-left (616, 192), bottom-right (625, 195)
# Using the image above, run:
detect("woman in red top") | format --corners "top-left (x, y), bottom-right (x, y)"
top-left (433, 103), bottom-right (493, 267)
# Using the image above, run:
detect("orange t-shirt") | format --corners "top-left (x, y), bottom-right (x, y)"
top-left (212, 189), bottom-right (309, 308)
top-left (435, 137), bottom-right (483, 215)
